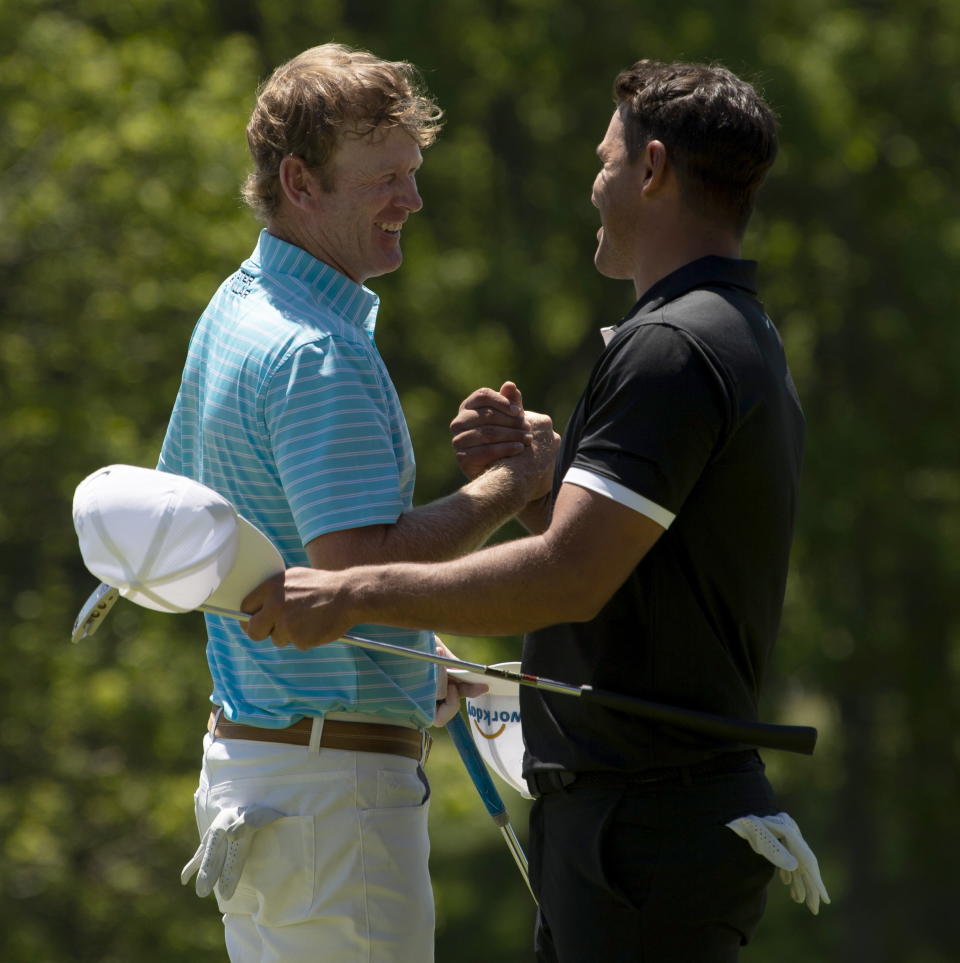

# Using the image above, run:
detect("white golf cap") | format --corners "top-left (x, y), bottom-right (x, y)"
top-left (451, 662), bottom-right (533, 800)
top-left (72, 465), bottom-right (283, 615)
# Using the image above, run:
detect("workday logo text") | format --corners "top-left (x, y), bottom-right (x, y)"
top-left (468, 702), bottom-right (521, 739)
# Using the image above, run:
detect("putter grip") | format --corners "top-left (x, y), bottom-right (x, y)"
top-left (447, 713), bottom-right (509, 824)
top-left (583, 686), bottom-right (818, 755)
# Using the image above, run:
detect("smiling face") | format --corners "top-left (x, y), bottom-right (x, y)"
top-left (591, 109), bottom-right (644, 283)
top-left (306, 124), bottom-right (424, 284)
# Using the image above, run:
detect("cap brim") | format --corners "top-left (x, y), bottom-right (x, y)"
top-left (449, 661), bottom-right (521, 696)
top-left (203, 514), bottom-right (284, 613)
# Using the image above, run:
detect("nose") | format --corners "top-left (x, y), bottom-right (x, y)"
top-left (399, 175), bottom-right (423, 213)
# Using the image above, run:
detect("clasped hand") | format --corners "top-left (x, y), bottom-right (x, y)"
top-left (451, 380), bottom-right (559, 500)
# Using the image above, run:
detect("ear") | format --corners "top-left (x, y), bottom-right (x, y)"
top-left (278, 155), bottom-right (322, 211)
top-left (639, 140), bottom-right (671, 195)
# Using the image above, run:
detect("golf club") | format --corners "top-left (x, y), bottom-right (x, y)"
top-left (72, 582), bottom-right (817, 754)
top-left (72, 581), bottom-right (120, 642)
top-left (71, 581), bottom-right (254, 643)
top-left (446, 712), bottom-right (535, 903)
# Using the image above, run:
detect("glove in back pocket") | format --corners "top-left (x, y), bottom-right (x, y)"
top-left (215, 812), bottom-right (317, 926)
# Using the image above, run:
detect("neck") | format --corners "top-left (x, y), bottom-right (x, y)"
top-left (265, 217), bottom-right (358, 283)
top-left (631, 216), bottom-right (741, 299)
top-left (267, 212), bottom-right (306, 252)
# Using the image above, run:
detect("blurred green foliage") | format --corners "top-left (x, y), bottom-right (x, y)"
top-left (1, 0), bottom-right (958, 960)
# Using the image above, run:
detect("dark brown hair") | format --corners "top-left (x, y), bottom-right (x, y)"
top-left (614, 60), bottom-right (778, 235)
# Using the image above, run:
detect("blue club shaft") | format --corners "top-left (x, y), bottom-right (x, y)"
top-left (446, 712), bottom-right (536, 903)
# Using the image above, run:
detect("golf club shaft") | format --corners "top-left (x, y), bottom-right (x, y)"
top-left (500, 824), bottom-right (534, 900)
top-left (340, 633), bottom-right (816, 755)
top-left (73, 587), bottom-right (816, 754)
top-left (446, 713), bottom-right (535, 903)
top-left (446, 713), bottom-right (510, 821)
top-left (215, 613), bottom-right (814, 753)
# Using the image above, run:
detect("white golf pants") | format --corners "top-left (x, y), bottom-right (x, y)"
top-left (194, 729), bottom-right (434, 962)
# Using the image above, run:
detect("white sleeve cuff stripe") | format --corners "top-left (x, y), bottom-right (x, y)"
top-left (563, 466), bottom-right (675, 528)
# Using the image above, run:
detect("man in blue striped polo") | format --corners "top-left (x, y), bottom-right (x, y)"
top-left (160, 44), bottom-right (558, 963)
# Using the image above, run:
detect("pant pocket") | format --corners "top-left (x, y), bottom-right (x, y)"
top-left (375, 766), bottom-right (429, 808)
top-left (215, 813), bottom-right (317, 927)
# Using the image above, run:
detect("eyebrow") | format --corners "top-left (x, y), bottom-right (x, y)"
top-left (379, 156), bottom-right (423, 175)
top-left (358, 161), bottom-right (419, 184)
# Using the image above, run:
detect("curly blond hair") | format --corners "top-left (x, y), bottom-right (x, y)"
top-left (242, 44), bottom-right (444, 221)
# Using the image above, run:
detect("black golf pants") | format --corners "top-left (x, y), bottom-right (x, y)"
top-left (529, 760), bottom-right (777, 962)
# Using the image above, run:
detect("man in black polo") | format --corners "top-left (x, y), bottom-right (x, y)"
top-left (242, 59), bottom-right (821, 961)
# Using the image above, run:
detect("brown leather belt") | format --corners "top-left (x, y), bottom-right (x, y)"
top-left (208, 711), bottom-right (426, 761)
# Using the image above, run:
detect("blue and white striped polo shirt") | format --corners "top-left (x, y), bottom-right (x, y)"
top-left (158, 230), bottom-right (436, 728)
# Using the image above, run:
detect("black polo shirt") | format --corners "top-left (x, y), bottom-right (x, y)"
top-left (521, 256), bottom-right (805, 773)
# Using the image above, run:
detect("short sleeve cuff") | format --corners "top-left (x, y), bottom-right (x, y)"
top-left (563, 466), bottom-right (675, 529)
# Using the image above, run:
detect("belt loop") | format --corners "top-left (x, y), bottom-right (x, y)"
top-left (309, 716), bottom-right (324, 753)
top-left (526, 770), bottom-right (577, 797)
top-left (210, 706), bottom-right (224, 743)
top-left (419, 730), bottom-right (432, 765)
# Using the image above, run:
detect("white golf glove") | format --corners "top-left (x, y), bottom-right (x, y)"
top-left (181, 805), bottom-right (284, 899)
top-left (726, 812), bottom-right (831, 915)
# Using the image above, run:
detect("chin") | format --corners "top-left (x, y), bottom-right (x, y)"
top-left (594, 249), bottom-right (632, 282)
top-left (364, 256), bottom-right (404, 282)
top-left (593, 252), bottom-right (617, 280)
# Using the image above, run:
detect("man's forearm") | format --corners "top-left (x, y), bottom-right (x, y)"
top-left (308, 440), bottom-right (554, 571)
top-left (245, 534), bottom-right (576, 648)
top-left (515, 493), bottom-right (552, 534)
top-left (242, 483), bottom-right (663, 649)
top-left (305, 470), bottom-right (524, 571)
top-left (344, 534), bottom-right (595, 636)
top-left (383, 463), bottom-right (534, 561)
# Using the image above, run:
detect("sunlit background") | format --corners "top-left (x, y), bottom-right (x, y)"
top-left (2, 1), bottom-right (959, 959)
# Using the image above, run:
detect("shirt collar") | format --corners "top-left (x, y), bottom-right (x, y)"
top-left (617, 256), bottom-right (758, 328)
top-left (247, 229), bottom-right (380, 337)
